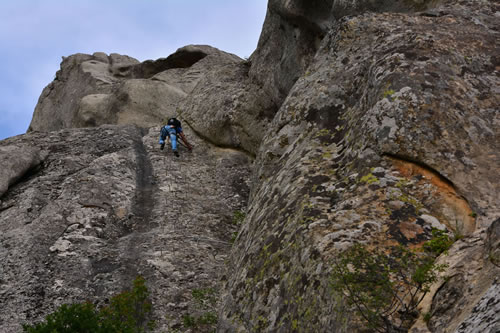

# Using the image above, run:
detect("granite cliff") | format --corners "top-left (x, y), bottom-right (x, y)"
top-left (1, 0), bottom-right (499, 332)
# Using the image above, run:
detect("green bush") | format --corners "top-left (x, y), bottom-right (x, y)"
top-left (331, 244), bottom-right (447, 332)
top-left (423, 229), bottom-right (453, 256)
top-left (232, 210), bottom-right (246, 225)
top-left (23, 276), bottom-right (154, 333)
top-left (99, 276), bottom-right (155, 332)
top-left (22, 303), bottom-right (102, 333)
top-left (182, 288), bottom-right (218, 332)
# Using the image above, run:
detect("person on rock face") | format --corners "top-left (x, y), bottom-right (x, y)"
top-left (159, 118), bottom-right (193, 157)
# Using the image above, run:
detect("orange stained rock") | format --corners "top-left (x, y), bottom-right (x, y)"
top-left (388, 156), bottom-right (476, 235)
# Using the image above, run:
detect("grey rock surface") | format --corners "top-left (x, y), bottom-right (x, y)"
top-left (331, 0), bottom-right (440, 19)
top-left (454, 281), bottom-right (500, 333)
top-left (248, 0), bottom-right (440, 108)
top-left (0, 145), bottom-right (46, 198)
top-left (486, 218), bottom-right (500, 267)
top-left (248, 0), bottom-right (330, 106)
top-left (220, 0), bottom-right (500, 331)
top-left (28, 45), bottom-right (243, 133)
top-left (3, 0), bottom-right (500, 332)
top-left (410, 229), bottom-right (500, 333)
top-left (0, 125), bottom-right (251, 332)
top-left (180, 62), bottom-right (276, 155)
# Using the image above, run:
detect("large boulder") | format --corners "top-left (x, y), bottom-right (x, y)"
top-left (28, 45), bottom-right (243, 132)
top-left (180, 62), bottom-right (276, 155)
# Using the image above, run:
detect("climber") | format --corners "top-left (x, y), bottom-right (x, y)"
top-left (159, 118), bottom-right (193, 157)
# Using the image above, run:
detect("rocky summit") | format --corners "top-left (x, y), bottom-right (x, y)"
top-left (1, 0), bottom-right (499, 332)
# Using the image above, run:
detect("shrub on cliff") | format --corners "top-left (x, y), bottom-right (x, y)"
top-left (22, 276), bottom-right (154, 333)
top-left (331, 239), bottom-right (448, 332)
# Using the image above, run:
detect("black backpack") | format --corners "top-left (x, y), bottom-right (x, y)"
top-left (167, 118), bottom-right (181, 128)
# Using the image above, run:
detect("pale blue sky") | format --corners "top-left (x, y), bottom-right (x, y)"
top-left (0, 0), bottom-right (268, 140)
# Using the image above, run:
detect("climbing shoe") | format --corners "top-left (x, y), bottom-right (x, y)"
top-left (160, 143), bottom-right (165, 150)
top-left (173, 150), bottom-right (180, 157)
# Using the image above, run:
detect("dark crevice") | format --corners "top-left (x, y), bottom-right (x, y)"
top-left (382, 152), bottom-right (457, 190)
top-left (0, 203), bottom-right (15, 213)
top-left (0, 162), bottom-right (44, 200)
top-left (117, 128), bottom-right (157, 287)
top-left (129, 127), bottom-right (156, 231)
top-left (132, 50), bottom-right (209, 79)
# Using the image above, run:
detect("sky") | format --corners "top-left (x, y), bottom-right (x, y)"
top-left (0, 0), bottom-right (268, 140)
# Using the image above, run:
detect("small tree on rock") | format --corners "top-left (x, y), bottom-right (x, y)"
top-left (331, 242), bottom-right (447, 332)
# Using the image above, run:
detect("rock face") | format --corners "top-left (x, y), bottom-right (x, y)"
top-left (2, 0), bottom-right (499, 332)
top-left (28, 45), bottom-right (243, 133)
top-left (248, 0), bottom-right (439, 106)
top-left (180, 62), bottom-right (276, 155)
top-left (0, 126), bottom-right (250, 332)
top-left (0, 146), bottom-right (46, 198)
top-left (28, 45), bottom-right (272, 156)
top-left (220, 0), bottom-right (500, 332)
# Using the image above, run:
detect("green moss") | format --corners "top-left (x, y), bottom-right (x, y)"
top-left (279, 135), bottom-right (289, 148)
top-left (314, 129), bottom-right (332, 138)
top-left (322, 151), bottom-right (333, 159)
top-left (395, 179), bottom-right (410, 189)
top-left (399, 194), bottom-right (424, 213)
top-left (230, 231), bottom-right (238, 243)
top-left (488, 251), bottom-right (499, 265)
top-left (252, 315), bottom-right (269, 332)
top-left (232, 210), bottom-right (246, 225)
top-left (383, 89), bottom-right (396, 99)
top-left (360, 173), bottom-right (379, 184)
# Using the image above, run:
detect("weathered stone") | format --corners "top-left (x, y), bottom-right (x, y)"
top-left (249, 0), bottom-right (440, 108)
top-left (3, 0), bottom-right (500, 332)
top-left (180, 62), bottom-right (276, 155)
top-left (28, 45), bottom-right (243, 133)
top-left (331, 0), bottom-right (440, 19)
top-left (74, 94), bottom-right (114, 127)
top-left (248, 0), bottom-right (332, 106)
top-left (411, 229), bottom-right (500, 332)
top-left (113, 79), bottom-right (187, 127)
top-left (486, 218), bottom-right (500, 267)
top-left (419, 214), bottom-right (447, 231)
top-left (220, 0), bottom-right (500, 331)
top-left (454, 281), bottom-right (500, 333)
top-left (372, 166), bottom-right (386, 177)
top-left (0, 145), bottom-right (46, 198)
top-left (0, 126), bottom-right (251, 332)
